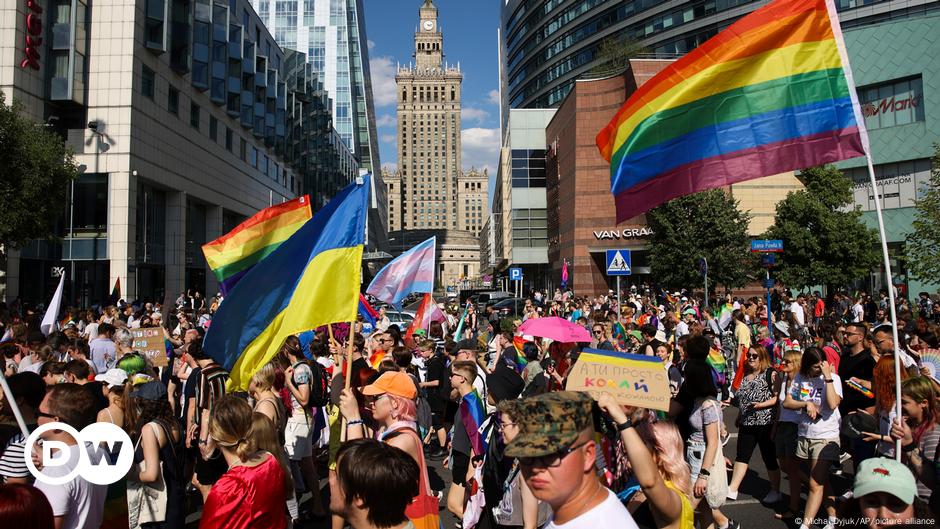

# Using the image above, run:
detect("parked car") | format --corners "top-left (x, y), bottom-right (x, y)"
top-left (491, 298), bottom-right (543, 317)
top-left (474, 291), bottom-right (513, 312)
top-left (386, 310), bottom-right (415, 332)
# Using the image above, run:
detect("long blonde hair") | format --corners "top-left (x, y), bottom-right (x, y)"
top-left (251, 412), bottom-right (294, 499)
top-left (635, 420), bottom-right (691, 498)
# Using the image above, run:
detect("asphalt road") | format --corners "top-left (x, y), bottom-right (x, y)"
top-left (186, 416), bottom-right (860, 529)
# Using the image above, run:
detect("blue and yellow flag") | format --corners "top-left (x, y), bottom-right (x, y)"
top-left (203, 176), bottom-right (370, 390)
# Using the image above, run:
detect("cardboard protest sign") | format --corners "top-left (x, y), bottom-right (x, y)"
top-left (131, 327), bottom-right (169, 367)
top-left (565, 348), bottom-right (671, 411)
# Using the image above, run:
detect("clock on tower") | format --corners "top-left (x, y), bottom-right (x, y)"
top-left (423, 20), bottom-right (434, 31)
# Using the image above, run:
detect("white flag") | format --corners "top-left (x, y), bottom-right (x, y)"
top-left (40, 273), bottom-right (65, 336)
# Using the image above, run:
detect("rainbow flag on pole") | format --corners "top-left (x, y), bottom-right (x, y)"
top-left (596, 0), bottom-right (866, 222)
top-left (202, 195), bottom-right (313, 295)
top-left (203, 180), bottom-right (368, 391)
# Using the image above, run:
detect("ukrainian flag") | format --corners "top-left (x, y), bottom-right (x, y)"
top-left (203, 176), bottom-right (369, 390)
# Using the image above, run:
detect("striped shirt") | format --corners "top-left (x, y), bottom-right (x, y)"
top-left (0, 433), bottom-right (29, 481)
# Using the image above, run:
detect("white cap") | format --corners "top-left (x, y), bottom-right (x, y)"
top-left (96, 368), bottom-right (128, 388)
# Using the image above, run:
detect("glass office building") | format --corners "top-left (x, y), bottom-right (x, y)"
top-left (501, 0), bottom-right (940, 111)
top-left (253, 0), bottom-right (380, 174)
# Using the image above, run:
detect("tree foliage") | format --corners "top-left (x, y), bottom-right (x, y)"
top-left (763, 165), bottom-right (879, 289)
top-left (0, 92), bottom-right (78, 250)
top-left (905, 144), bottom-right (940, 281)
top-left (647, 189), bottom-right (753, 292)
top-left (589, 36), bottom-right (648, 76)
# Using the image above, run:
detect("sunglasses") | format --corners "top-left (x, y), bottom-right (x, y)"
top-left (519, 441), bottom-right (588, 468)
top-left (747, 354), bottom-right (760, 360)
top-left (37, 410), bottom-right (57, 420)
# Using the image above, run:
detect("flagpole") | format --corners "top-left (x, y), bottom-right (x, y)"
top-left (825, 0), bottom-right (903, 460)
top-left (0, 371), bottom-right (29, 439)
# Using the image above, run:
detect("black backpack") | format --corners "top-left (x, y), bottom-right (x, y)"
top-left (304, 360), bottom-right (332, 408)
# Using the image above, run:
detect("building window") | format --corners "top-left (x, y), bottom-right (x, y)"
top-left (858, 76), bottom-right (925, 130)
top-left (225, 127), bottom-right (233, 151)
top-left (168, 87), bottom-right (180, 115)
top-left (209, 115), bottom-right (218, 141)
top-left (511, 208), bottom-right (548, 248)
top-left (239, 136), bottom-right (246, 160)
top-left (142, 65), bottom-right (155, 99)
top-left (145, 0), bottom-right (167, 51)
top-left (190, 102), bottom-right (200, 129)
top-left (250, 146), bottom-right (258, 167)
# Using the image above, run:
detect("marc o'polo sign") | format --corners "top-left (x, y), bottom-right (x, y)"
top-left (566, 348), bottom-right (671, 411)
top-left (25, 422), bottom-right (134, 485)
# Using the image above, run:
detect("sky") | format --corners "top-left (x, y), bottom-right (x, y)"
top-left (362, 0), bottom-right (502, 177)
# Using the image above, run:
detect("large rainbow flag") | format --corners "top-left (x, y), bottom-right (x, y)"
top-left (202, 195), bottom-right (312, 295)
top-left (596, 0), bottom-right (866, 222)
top-left (203, 180), bottom-right (368, 391)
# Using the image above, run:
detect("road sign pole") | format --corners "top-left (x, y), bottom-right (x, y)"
top-left (617, 276), bottom-right (621, 320)
top-left (704, 270), bottom-right (709, 308)
top-left (766, 268), bottom-right (774, 355)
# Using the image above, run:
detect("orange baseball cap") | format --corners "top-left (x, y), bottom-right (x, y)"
top-left (362, 371), bottom-right (417, 400)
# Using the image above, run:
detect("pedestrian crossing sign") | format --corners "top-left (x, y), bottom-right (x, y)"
top-left (605, 250), bottom-right (632, 276)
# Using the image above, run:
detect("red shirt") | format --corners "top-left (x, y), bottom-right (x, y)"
top-left (199, 454), bottom-right (287, 529)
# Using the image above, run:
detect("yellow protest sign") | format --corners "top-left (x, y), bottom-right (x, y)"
top-left (565, 348), bottom-right (671, 411)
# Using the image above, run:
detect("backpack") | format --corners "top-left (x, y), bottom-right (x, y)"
top-left (303, 360), bottom-right (331, 408)
top-left (408, 373), bottom-right (433, 436)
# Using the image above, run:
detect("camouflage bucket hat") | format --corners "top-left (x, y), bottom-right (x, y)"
top-left (504, 391), bottom-right (594, 458)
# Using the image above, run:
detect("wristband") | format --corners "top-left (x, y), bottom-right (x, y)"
top-left (902, 442), bottom-right (918, 453)
top-left (346, 419), bottom-right (364, 428)
top-left (825, 379), bottom-right (834, 383)
top-left (699, 468), bottom-right (710, 477)
top-left (616, 419), bottom-right (633, 432)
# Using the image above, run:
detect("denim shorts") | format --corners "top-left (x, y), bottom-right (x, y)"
top-left (686, 441), bottom-right (706, 481)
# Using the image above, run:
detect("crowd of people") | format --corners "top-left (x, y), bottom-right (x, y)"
top-left (0, 284), bottom-right (938, 529)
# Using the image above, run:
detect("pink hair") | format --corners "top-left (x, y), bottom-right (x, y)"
top-left (636, 420), bottom-right (692, 498)
top-left (387, 394), bottom-right (417, 422)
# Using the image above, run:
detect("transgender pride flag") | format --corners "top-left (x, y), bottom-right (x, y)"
top-left (366, 236), bottom-right (436, 307)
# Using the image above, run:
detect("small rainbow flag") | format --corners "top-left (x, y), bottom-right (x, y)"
top-left (596, 0), bottom-right (865, 222)
top-left (202, 195), bottom-right (312, 295)
top-left (512, 335), bottom-right (529, 372)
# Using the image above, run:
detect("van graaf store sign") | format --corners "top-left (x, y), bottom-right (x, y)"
top-left (19, 0), bottom-right (43, 70)
top-left (850, 160), bottom-right (931, 212)
top-left (593, 227), bottom-right (653, 240)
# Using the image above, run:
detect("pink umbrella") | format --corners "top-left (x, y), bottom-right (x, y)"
top-left (517, 316), bottom-right (592, 343)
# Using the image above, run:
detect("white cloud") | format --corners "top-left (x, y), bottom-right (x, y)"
top-left (462, 107), bottom-right (489, 124)
top-left (369, 55), bottom-right (398, 107)
top-left (367, 40), bottom-right (375, 50)
top-left (380, 133), bottom-right (397, 144)
top-left (461, 127), bottom-right (500, 173)
top-left (375, 114), bottom-right (397, 128)
top-left (487, 89), bottom-right (500, 106)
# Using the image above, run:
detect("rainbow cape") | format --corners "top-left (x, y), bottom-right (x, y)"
top-left (596, 0), bottom-right (865, 222)
top-left (202, 195), bottom-right (313, 295)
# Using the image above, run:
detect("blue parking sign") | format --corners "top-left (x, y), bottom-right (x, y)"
top-left (509, 267), bottom-right (523, 281)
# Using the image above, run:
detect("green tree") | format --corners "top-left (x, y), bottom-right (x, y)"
top-left (647, 189), bottom-right (753, 292)
top-left (764, 165), bottom-right (879, 290)
top-left (589, 35), bottom-right (648, 76)
top-left (905, 144), bottom-right (940, 281)
top-left (0, 92), bottom-right (78, 251)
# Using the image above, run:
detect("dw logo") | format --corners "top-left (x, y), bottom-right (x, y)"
top-left (24, 422), bottom-right (134, 485)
